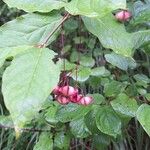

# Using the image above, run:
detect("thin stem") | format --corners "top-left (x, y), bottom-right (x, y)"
top-left (61, 25), bottom-right (66, 71)
top-left (0, 124), bottom-right (51, 132)
top-left (75, 16), bottom-right (82, 87)
top-left (40, 13), bottom-right (70, 47)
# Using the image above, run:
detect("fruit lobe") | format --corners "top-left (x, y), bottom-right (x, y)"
top-left (78, 96), bottom-right (93, 106)
top-left (60, 86), bottom-right (78, 97)
top-left (52, 85), bottom-right (61, 95)
top-left (70, 94), bottom-right (83, 103)
top-left (56, 95), bottom-right (70, 104)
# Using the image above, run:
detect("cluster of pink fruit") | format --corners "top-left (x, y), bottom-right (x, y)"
top-left (53, 85), bottom-right (93, 106)
top-left (115, 10), bottom-right (132, 22)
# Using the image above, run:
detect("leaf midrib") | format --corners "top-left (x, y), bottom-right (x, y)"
top-left (23, 48), bottom-right (43, 99)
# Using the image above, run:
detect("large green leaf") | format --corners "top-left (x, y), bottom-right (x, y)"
top-left (96, 106), bottom-right (122, 137)
top-left (0, 45), bottom-right (32, 68)
top-left (3, 0), bottom-right (67, 12)
top-left (90, 0), bottom-right (126, 16)
top-left (54, 131), bottom-right (70, 149)
top-left (33, 133), bottom-right (53, 150)
top-left (55, 103), bottom-right (91, 123)
top-left (80, 56), bottom-right (95, 67)
top-left (91, 67), bottom-right (110, 77)
top-left (0, 13), bottom-right (62, 68)
top-left (104, 80), bottom-right (126, 97)
top-left (134, 74), bottom-right (150, 88)
top-left (82, 14), bottom-right (133, 57)
top-left (65, 0), bottom-right (126, 17)
top-left (82, 14), bottom-right (150, 57)
top-left (70, 118), bottom-right (91, 138)
top-left (131, 1), bottom-right (150, 25)
top-left (2, 48), bottom-right (61, 129)
top-left (45, 102), bottom-right (59, 124)
top-left (0, 115), bottom-right (13, 127)
top-left (111, 93), bottom-right (138, 117)
top-left (0, 12), bottom-right (62, 48)
top-left (136, 104), bottom-right (150, 136)
top-left (84, 109), bottom-right (100, 134)
top-left (88, 93), bottom-right (105, 105)
top-left (105, 53), bottom-right (137, 70)
top-left (93, 134), bottom-right (111, 150)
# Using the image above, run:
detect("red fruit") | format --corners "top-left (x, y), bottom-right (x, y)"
top-left (115, 10), bottom-right (132, 22)
top-left (52, 85), bottom-right (61, 95)
top-left (70, 94), bottom-right (83, 103)
top-left (56, 95), bottom-right (70, 105)
top-left (60, 86), bottom-right (78, 97)
top-left (78, 96), bottom-right (93, 106)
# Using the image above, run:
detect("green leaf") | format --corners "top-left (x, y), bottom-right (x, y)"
top-left (65, 0), bottom-right (98, 17)
top-left (45, 103), bottom-right (59, 124)
top-left (84, 110), bottom-right (100, 134)
top-left (0, 12), bottom-right (63, 68)
top-left (33, 133), bottom-right (53, 150)
top-left (72, 66), bottom-right (91, 82)
top-left (54, 131), bottom-right (70, 149)
top-left (70, 118), bottom-right (91, 138)
top-left (96, 106), bottom-right (121, 137)
top-left (3, 0), bottom-right (67, 12)
top-left (0, 45), bottom-right (32, 68)
top-left (91, 67), bottom-right (110, 77)
top-left (104, 80), bottom-right (126, 97)
top-left (0, 115), bottom-right (13, 127)
top-left (134, 74), bottom-right (150, 88)
top-left (145, 93), bottom-right (150, 101)
top-left (88, 93), bottom-right (105, 105)
top-left (82, 14), bottom-right (150, 57)
top-left (133, 30), bottom-right (150, 50)
top-left (105, 53), bottom-right (137, 70)
top-left (131, 1), bottom-right (150, 25)
top-left (90, 0), bottom-right (126, 16)
top-left (55, 103), bottom-right (91, 123)
top-left (80, 56), bottom-right (95, 67)
top-left (111, 93), bottom-right (138, 117)
top-left (87, 38), bottom-right (96, 49)
top-left (82, 14), bottom-right (133, 57)
top-left (136, 104), bottom-right (150, 136)
top-left (88, 76), bottom-right (101, 88)
top-left (62, 60), bottom-right (76, 70)
top-left (137, 88), bottom-right (147, 95)
top-left (70, 51), bottom-right (79, 63)
top-left (93, 134), bottom-right (111, 150)
top-left (0, 12), bottom-right (62, 48)
top-left (65, 0), bottom-right (126, 17)
top-left (2, 48), bottom-right (61, 129)
top-left (64, 18), bottom-right (78, 31)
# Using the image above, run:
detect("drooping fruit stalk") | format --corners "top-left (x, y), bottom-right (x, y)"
top-left (115, 10), bottom-right (132, 22)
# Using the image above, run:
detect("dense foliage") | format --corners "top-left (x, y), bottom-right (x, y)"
top-left (0, 0), bottom-right (150, 149)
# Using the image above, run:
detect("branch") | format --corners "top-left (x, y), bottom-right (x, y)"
top-left (39, 13), bottom-right (70, 48)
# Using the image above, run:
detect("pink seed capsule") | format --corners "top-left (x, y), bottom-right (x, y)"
top-left (60, 86), bottom-right (78, 97)
top-left (78, 96), bottom-right (93, 106)
top-left (56, 95), bottom-right (70, 105)
top-left (115, 10), bottom-right (132, 22)
top-left (70, 94), bottom-right (83, 103)
top-left (52, 85), bottom-right (61, 95)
